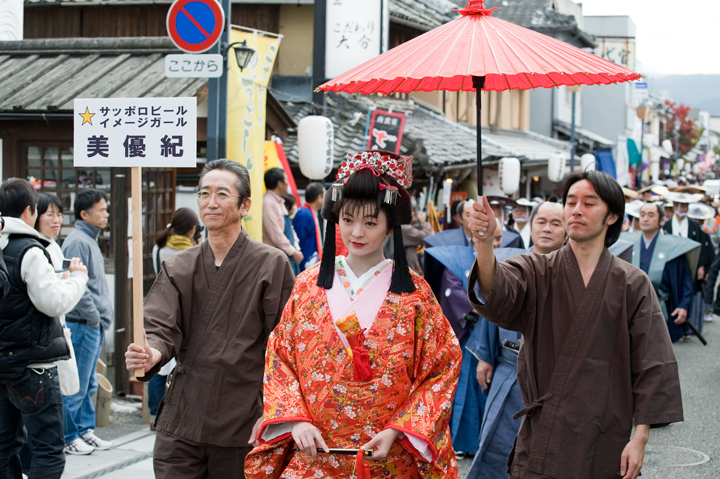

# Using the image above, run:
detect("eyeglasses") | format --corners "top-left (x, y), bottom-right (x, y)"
top-left (196, 191), bottom-right (241, 202)
top-left (43, 212), bottom-right (64, 219)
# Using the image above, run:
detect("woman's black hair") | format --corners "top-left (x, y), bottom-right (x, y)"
top-left (156, 207), bottom-right (199, 248)
top-left (560, 170), bottom-right (624, 248)
top-left (34, 193), bottom-right (63, 230)
top-left (317, 153), bottom-right (415, 294)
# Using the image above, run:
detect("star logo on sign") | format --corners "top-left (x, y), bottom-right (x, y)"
top-left (79, 107), bottom-right (95, 126)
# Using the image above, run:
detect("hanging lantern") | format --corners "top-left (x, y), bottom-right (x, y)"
top-left (581, 154), bottom-right (596, 172)
top-left (662, 139), bottom-right (674, 155)
top-left (677, 158), bottom-right (685, 172)
top-left (548, 152), bottom-right (566, 182)
top-left (499, 157), bottom-right (520, 195)
top-left (298, 116), bottom-right (334, 180)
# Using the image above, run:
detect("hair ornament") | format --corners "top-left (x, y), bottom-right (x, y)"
top-left (334, 151), bottom-right (412, 204)
top-left (336, 151), bottom-right (412, 188)
top-left (331, 181), bottom-right (344, 202)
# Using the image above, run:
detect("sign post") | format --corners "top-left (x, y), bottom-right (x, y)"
top-left (131, 167), bottom-right (144, 377)
top-left (74, 97), bottom-right (197, 378)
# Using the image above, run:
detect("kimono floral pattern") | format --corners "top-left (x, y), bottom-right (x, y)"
top-left (245, 263), bottom-right (462, 479)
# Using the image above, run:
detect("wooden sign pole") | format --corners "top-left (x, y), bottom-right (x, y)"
top-left (131, 167), bottom-right (145, 378)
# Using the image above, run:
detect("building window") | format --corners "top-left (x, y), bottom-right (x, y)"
top-left (26, 144), bottom-right (113, 258)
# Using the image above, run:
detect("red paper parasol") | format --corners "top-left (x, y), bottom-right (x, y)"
top-left (318, 0), bottom-right (641, 194)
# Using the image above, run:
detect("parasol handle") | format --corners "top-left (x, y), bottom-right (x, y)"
top-left (473, 76), bottom-right (485, 198)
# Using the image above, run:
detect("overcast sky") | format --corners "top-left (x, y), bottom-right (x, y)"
top-left (579, 0), bottom-right (720, 76)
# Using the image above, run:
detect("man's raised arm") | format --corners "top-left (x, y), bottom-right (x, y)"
top-left (468, 196), bottom-right (498, 298)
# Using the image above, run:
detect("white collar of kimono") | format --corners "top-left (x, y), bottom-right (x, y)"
top-left (340, 256), bottom-right (392, 293)
top-left (671, 215), bottom-right (688, 238)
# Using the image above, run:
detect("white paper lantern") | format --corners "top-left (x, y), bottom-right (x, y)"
top-left (298, 116), bottom-right (334, 180)
top-left (677, 158), bottom-right (685, 172)
top-left (548, 152), bottom-right (566, 182)
top-left (499, 157), bottom-right (521, 195)
top-left (662, 139), bottom-right (674, 155)
top-left (581, 154), bottom-right (596, 172)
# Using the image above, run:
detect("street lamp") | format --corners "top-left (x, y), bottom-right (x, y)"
top-left (228, 40), bottom-right (256, 71)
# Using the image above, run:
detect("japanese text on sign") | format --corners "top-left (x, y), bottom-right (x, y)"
top-left (165, 54), bottom-right (224, 78)
top-left (74, 97), bottom-right (197, 168)
top-left (366, 109), bottom-right (406, 155)
top-left (325, 0), bottom-right (387, 79)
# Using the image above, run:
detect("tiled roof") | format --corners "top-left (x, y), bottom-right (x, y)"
top-left (389, 0), bottom-right (460, 30)
top-left (280, 92), bottom-right (570, 175)
top-left (554, 121), bottom-right (615, 149)
top-left (484, 0), bottom-right (567, 28)
top-left (0, 38), bottom-right (205, 112)
top-left (483, 0), bottom-right (595, 47)
top-left (480, 127), bottom-right (571, 163)
top-left (281, 93), bottom-right (512, 174)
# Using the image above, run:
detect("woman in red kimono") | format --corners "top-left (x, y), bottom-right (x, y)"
top-left (245, 151), bottom-right (462, 478)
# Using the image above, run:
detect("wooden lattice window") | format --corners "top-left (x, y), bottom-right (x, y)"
top-left (25, 143), bottom-right (114, 259)
top-left (141, 168), bottom-right (176, 292)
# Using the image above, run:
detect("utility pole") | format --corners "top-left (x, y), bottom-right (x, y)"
top-left (312, 0), bottom-right (327, 112)
top-left (207, 0), bottom-right (232, 161)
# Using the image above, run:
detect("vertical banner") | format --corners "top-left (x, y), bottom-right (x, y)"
top-left (226, 29), bottom-right (281, 241)
top-left (264, 140), bottom-right (300, 205)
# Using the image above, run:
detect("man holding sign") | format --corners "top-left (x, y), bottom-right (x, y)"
top-left (125, 160), bottom-right (294, 478)
top-left (466, 171), bottom-right (683, 479)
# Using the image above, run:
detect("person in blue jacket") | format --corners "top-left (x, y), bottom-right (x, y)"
top-left (292, 182), bottom-right (325, 271)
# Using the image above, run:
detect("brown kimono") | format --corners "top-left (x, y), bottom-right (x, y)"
top-left (141, 229), bottom-right (295, 447)
top-left (469, 245), bottom-right (683, 479)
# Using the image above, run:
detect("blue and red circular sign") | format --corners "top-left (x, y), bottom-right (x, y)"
top-left (166, 0), bottom-right (225, 53)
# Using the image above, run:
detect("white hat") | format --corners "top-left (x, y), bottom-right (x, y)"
top-left (687, 202), bottom-right (716, 221)
top-left (515, 198), bottom-right (537, 209)
top-left (664, 192), bottom-right (704, 205)
top-left (624, 199), bottom-right (644, 219)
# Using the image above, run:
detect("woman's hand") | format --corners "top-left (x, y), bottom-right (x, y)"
top-left (361, 428), bottom-right (402, 461)
top-left (291, 421), bottom-right (328, 459)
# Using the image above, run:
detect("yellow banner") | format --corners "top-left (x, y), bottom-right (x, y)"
top-left (263, 140), bottom-right (281, 172)
top-left (226, 29), bottom-right (281, 241)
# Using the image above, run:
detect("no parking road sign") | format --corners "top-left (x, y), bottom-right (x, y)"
top-left (167, 0), bottom-right (225, 53)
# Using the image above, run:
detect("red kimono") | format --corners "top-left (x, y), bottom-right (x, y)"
top-left (245, 259), bottom-right (461, 478)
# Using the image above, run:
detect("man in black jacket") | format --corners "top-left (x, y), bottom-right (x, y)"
top-left (664, 194), bottom-right (715, 337)
top-left (0, 179), bottom-right (88, 479)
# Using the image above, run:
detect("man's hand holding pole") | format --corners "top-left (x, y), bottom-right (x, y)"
top-left (469, 196), bottom-right (498, 297)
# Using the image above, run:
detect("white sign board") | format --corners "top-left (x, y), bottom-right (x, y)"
top-left (325, 0), bottom-right (388, 79)
top-left (592, 39), bottom-right (636, 71)
top-left (165, 54), bottom-right (223, 78)
top-left (74, 97), bottom-right (197, 168)
top-left (634, 81), bottom-right (649, 106)
top-left (0, 0), bottom-right (23, 41)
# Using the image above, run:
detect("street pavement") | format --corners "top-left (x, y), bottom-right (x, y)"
top-left (63, 320), bottom-right (719, 478)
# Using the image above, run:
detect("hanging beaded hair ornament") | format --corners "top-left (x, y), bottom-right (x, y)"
top-left (331, 151), bottom-right (413, 204)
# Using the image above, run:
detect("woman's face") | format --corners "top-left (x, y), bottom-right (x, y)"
top-left (38, 203), bottom-right (63, 239)
top-left (339, 204), bottom-right (388, 258)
